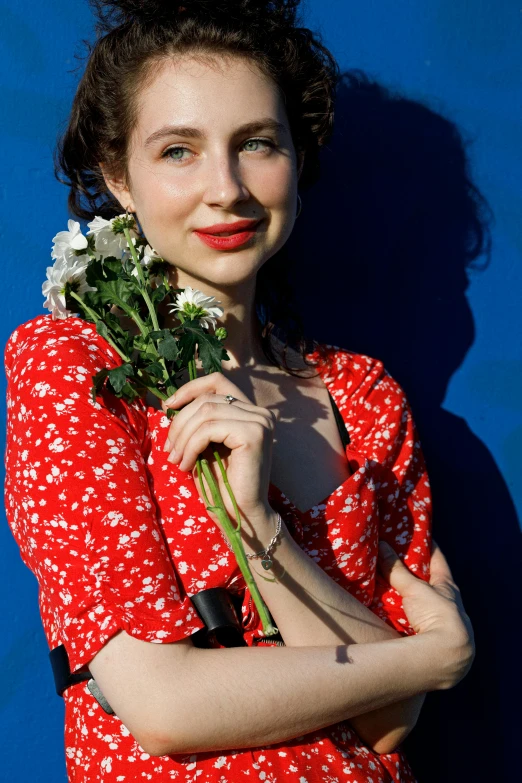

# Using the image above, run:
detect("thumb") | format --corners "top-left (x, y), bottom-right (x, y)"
top-left (378, 541), bottom-right (416, 596)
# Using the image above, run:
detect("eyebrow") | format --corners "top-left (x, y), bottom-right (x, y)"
top-left (144, 118), bottom-right (287, 148)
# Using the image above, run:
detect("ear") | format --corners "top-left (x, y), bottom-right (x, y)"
top-left (99, 163), bottom-right (136, 213)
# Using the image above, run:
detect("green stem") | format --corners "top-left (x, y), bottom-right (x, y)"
top-left (199, 458), bottom-right (278, 637)
top-left (70, 291), bottom-right (130, 363)
top-left (213, 450), bottom-right (242, 533)
top-left (123, 227), bottom-right (174, 392)
top-left (187, 349), bottom-right (276, 635)
top-left (124, 227), bottom-right (161, 333)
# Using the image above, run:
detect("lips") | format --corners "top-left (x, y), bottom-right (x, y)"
top-left (195, 219), bottom-right (262, 235)
top-left (194, 223), bottom-right (261, 250)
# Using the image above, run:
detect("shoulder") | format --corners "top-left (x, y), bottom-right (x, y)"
top-left (4, 314), bottom-right (148, 441)
top-left (309, 342), bottom-right (415, 465)
top-left (308, 342), bottom-right (407, 409)
top-left (4, 315), bottom-right (122, 380)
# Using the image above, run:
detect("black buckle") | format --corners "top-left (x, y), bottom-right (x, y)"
top-left (49, 644), bottom-right (114, 714)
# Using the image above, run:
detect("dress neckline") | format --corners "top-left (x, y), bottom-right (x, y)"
top-left (267, 460), bottom-right (354, 518)
top-left (146, 344), bottom-right (355, 517)
top-left (266, 345), bottom-right (356, 516)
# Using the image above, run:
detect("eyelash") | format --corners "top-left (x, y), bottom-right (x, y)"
top-left (161, 137), bottom-right (277, 163)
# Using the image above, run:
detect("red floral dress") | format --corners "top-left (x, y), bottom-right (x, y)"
top-left (4, 315), bottom-right (432, 783)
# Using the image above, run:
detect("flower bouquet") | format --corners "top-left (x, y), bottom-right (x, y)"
top-left (42, 213), bottom-right (278, 637)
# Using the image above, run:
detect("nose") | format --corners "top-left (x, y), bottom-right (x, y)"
top-left (201, 150), bottom-right (251, 210)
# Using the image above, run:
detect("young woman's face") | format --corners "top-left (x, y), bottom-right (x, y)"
top-left (106, 54), bottom-right (302, 291)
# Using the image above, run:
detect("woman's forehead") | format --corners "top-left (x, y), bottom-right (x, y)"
top-left (133, 55), bottom-right (285, 139)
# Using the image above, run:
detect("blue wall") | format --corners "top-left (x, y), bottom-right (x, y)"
top-left (1, 1), bottom-right (520, 780)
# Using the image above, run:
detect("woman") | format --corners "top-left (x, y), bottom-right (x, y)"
top-left (4, 1), bottom-right (474, 781)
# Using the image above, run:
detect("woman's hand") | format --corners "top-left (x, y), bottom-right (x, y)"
top-left (162, 372), bottom-right (276, 531)
top-left (378, 539), bottom-right (475, 691)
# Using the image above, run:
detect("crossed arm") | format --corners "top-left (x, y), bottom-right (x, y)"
top-left (237, 513), bottom-right (426, 754)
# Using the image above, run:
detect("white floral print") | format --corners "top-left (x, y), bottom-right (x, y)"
top-left (4, 316), bottom-right (431, 783)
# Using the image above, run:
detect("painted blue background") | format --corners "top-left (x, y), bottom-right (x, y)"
top-left (1, 1), bottom-right (520, 780)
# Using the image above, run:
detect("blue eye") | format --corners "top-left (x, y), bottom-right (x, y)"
top-left (163, 146), bottom-right (191, 162)
top-left (243, 138), bottom-right (275, 152)
top-left (162, 138), bottom-right (276, 163)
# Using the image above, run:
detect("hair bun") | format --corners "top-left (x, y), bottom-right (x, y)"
top-left (90, 0), bottom-right (299, 32)
top-left (91, 1), bottom-right (190, 29)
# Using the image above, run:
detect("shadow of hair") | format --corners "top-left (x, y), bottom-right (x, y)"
top-left (282, 70), bottom-right (520, 782)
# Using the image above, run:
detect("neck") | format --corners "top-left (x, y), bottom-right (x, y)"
top-left (166, 268), bottom-right (268, 371)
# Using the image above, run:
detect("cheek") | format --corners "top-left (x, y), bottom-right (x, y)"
top-left (129, 167), bottom-right (195, 237)
top-left (254, 161), bottom-right (295, 207)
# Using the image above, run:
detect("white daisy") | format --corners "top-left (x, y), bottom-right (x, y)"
top-left (168, 286), bottom-right (224, 330)
top-left (42, 255), bottom-right (96, 320)
top-left (87, 214), bottom-right (138, 259)
top-left (130, 244), bottom-right (168, 286)
top-left (51, 220), bottom-right (89, 263)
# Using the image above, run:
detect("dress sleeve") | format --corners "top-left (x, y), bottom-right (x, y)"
top-left (334, 350), bottom-right (433, 635)
top-left (4, 316), bottom-right (205, 673)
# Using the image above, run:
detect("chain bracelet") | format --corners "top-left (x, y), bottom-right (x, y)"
top-left (245, 513), bottom-right (283, 571)
top-left (222, 512), bottom-right (283, 571)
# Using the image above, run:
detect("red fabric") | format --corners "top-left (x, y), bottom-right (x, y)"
top-left (4, 316), bottom-right (432, 783)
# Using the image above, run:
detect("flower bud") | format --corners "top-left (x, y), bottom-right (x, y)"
top-left (215, 327), bottom-right (228, 341)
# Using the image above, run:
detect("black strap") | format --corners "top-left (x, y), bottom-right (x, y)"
top-left (49, 645), bottom-right (114, 714)
top-left (328, 390), bottom-right (351, 449)
top-left (191, 587), bottom-right (247, 647)
top-left (49, 644), bottom-right (91, 696)
top-left (190, 587), bottom-right (284, 648)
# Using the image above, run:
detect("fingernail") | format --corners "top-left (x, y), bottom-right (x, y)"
top-left (163, 438), bottom-right (171, 452)
top-left (166, 392), bottom-right (178, 405)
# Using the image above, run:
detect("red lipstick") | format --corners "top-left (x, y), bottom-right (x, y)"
top-left (193, 219), bottom-right (263, 250)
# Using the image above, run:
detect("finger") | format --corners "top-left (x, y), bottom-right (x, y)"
top-left (193, 454), bottom-right (225, 512)
top-left (164, 395), bottom-right (273, 454)
top-left (378, 541), bottom-right (420, 596)
top-left (173, 419), bottom-right (267, 472)
top-left (163, 372), bottom-right (251, 411)
top-left (163, 393), bottom-right (255, 451)
top-left (167, 410), bottom-right (269, 470)
top-left (429, 539), bottom-right (456, 589)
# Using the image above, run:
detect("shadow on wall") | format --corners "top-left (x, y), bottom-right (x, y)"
top-left (285, 71), bottom-right (522, 783)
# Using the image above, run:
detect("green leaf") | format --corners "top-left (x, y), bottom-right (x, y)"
top-left (177, 325), bottom-right (200, 367)
top-left (86, 257), bottom-right (141, 311)
top-left (91, 368), bottom-right (109, 403)
top-left (81, 289), bottom-right (105, 315)
top-left (85, 256), bottom-right (117, 286)
top-left (120, 381), bottom-right (141, 403)
top-left (106, 363), bottom-right (134, 394)
top-left (146, 362), bottom-right (164, 379)
top-left (96, 277), bottom-right (140, 311)
top-left (148, 329), bottom-right (169, 341)
top-left (198, 336), bottom-right (230, 375)
top-left (95, 320), bottom-right (110, 342)
top-left (133, 334), bottom-right (160, 363)
top-left (151, 284), bottom-right (168, 305)
top-left (181, 321), bottom-right (229, 375)
top-left (157, 332), bottom-right (179, 361)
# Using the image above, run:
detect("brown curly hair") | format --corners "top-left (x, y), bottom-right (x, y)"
top-left (56, 0), bottom-right (340, 375)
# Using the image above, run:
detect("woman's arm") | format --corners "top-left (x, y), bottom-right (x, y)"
top-left (88, 628), bottom-right (438, 758)
top-left (89, 542), bottom-right (473, 757)
top-left (163, 365), bottom-right (433, 753)
top-left (239, 514), bottom-right (426, 754)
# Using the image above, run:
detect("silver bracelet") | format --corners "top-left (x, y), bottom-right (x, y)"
top-left (245, 513), bottom-right (283, 571)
